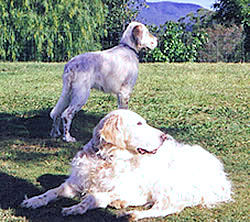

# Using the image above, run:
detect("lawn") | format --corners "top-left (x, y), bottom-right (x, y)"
top-left (0, 62), bottom-right (249, 221)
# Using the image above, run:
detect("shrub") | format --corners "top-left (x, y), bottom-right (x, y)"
top-left (141, 21), bottom-right (207, 62)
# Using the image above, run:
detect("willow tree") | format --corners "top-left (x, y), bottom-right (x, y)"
top-left (0, 0), bottom-right (106, 61)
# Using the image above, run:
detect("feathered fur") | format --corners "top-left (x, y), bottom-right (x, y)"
top-left (22, 110), bottom-right (232, 220)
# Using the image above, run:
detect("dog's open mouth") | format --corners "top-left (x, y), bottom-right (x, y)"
top-left (137, 134), bottom-right (167, 155)
top-left (137, 148), bottom-right (158, 155)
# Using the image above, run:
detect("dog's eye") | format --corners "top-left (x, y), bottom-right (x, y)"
top-left (137, 122), bottom-right (142, 126)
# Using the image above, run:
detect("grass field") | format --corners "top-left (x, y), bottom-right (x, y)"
top-left (0, 62), bottom-right (249, 222)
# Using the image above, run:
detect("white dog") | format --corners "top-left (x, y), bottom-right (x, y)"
top-left (22, 110), bottom-right (232, 220)
top-left (50, 22), bottom-right (157, 142)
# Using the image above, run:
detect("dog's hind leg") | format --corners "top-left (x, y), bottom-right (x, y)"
top-left (62, 194), bottom-right (97, 216)
top-left (125, 206), bottom-right (178, 220)
top-left (50, 78), bottom-right (71, 138)
top-left (61, 86), bottom-right (90, 142)
top-left (21, 181), bottom-right (78, 209)
top-left (124, 199), bottom-right (182, 220)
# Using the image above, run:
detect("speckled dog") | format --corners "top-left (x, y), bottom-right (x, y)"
top-left (50, 22), bottom-right (157, 142)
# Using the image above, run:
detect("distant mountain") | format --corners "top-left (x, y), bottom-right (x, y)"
top-left (137, 1), bottom-right (203, 25)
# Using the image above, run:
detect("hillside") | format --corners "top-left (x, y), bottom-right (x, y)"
top-left (137, 1), bottom-right (202, 25)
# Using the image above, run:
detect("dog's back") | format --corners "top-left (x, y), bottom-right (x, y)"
top-left (63, 45), bottom-right (139, 94)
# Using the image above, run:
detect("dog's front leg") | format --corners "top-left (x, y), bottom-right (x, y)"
top-left (21, 181), bottom-right (77, 209)
top-left (117, 88), bottom-right (131, 109)
top-left (21, 187), bottom-right (61, 209)
top-left (62, 192), bottom-right (111, 216)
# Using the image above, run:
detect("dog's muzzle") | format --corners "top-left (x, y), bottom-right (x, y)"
top-left (137, 134), bottom-right (167, 155)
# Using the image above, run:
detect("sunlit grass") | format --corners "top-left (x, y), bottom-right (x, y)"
top-left (0, 62), bottom-right (249, 221)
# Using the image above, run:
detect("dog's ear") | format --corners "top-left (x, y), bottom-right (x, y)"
top-left (100, 114), bottom-right (125, 148)
top-left (132, 25), bottom-right (143, 48)
top-left (92, 114), bottom-right (126, 151)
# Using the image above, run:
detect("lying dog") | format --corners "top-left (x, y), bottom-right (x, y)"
top-left (22, 110), bottom-right (232, 220)
top-left (50, 22), bottom-right (157, 142)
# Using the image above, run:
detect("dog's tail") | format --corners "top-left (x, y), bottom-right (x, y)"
top-left (50, 72), bottom-right (72, 120)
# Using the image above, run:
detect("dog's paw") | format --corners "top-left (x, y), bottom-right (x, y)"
top-left (117, 210), bottom-right (137, 221)
top-left (21, 195), bottom-right (48, 209)
top-left (62, 206), bottom-right (76, 216)
top-left (109, 199), bottom-right (127, 209)
top-left (62, 203), bottom-right (88, 216)
top-left (63, 135), bottom-right (76, 143)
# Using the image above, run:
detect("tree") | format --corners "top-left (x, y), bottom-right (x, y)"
top-left (179, 8), bottom-right (215, 30)
top-left (213, 0), bottom-right (249, 61)
top-left (0, 0), bottom-right (106, 61)
top-left (213, 0), bottom-right (249, 26)
top-left (179, 7), bottom-right (246, 62)
top-left (198, 24), bottom-right (244, 62)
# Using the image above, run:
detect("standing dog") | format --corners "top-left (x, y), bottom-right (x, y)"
top-left (50, 22), bottom-right (157, 142)
top-left (22, 110), bottom-right (232, 220)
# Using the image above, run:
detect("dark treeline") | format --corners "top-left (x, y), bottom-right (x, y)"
top-left (0, 0), bottom-right (249, 62)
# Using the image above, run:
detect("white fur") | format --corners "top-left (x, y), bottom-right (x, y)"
top-left (22, 110), bottom-right (232, 220)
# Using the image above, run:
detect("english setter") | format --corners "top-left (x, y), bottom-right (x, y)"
top-left (50, 22), bottom-right (157, 142)
top-left (22, 109), bottom-right (232, 220)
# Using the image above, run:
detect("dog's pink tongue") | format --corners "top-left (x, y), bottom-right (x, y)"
top-left (151, 149), bottom-right (157, 154)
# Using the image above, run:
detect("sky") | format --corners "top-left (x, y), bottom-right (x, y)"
top-left (146, 0), bottom-right (216, 10)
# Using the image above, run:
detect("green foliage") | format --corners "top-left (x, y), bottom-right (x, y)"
top-left (213, 0), bottom-right (249, 26)
top-left (179, 8), bottom-right (215, 30)
top-left (213, 0), bottom-right (249, 61)
top-left (141, 5), bottom-right (248, 63)
top-left (141, 21), bottom-right (207, 62)
top-left (0, 0), bottom-right (105, 61)
top-left (180, 8), bottom-right (247, 62)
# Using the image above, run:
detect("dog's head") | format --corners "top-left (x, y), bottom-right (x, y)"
top-left (91, 109), bottom-right (166, 160)
top-left (120, 22), bottom-right (157, 52)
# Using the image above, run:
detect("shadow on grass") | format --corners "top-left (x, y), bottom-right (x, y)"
top-left (0, 109), bottom-right (104, 144)
top-left (1, 108), bottom-right (195, 145)
top-left (0, 172), bottom-right (128, 222)
top-left (160, 126), bottom-right (191, 143)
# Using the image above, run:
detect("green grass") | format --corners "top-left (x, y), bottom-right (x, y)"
top-left (0, 62), bottom-right (249, 221)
